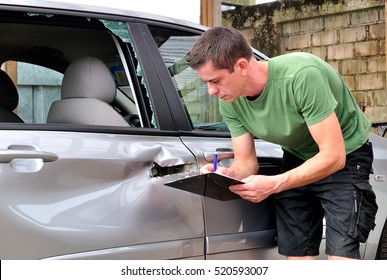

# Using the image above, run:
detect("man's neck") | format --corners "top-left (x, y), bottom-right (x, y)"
top-left (246, 95), bottom-right (259, 101)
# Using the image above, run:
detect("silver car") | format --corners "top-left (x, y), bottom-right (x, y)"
top-left (0, 0), bottom-right (386, 260)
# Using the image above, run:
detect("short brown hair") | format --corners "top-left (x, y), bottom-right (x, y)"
top-left (187, 26), bottom-right (253, 72)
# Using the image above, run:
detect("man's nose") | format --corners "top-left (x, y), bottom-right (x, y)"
top-left (208, 84), bottom-right (218, 96)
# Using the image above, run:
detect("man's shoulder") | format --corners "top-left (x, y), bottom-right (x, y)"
top-left (269, 52), bottom-right (329, 78)
top-left (270, 52), bottom-right (320, 64)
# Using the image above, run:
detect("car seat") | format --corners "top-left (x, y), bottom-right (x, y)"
top-left (47, 56), bottom-right (129, 126)
top-left (0, 69), bottom-right (24, 123)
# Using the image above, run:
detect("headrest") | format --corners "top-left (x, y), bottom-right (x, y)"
top-left (0, 70), bottom-right (19, 111)
top-left (61, 56), bottom-right (116, 103)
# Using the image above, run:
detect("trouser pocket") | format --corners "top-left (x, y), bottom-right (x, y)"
top-left (349, 182), bottom-right (378, 243)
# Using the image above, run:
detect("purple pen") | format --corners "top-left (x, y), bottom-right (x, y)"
top-left (213, 152), bottom-right (218, 171)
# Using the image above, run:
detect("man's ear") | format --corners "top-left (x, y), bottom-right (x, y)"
top-left (235, 58), bottom-right (249, 76)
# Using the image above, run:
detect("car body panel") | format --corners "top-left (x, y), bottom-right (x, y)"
top-left (363, 133), bottom-right (387, 259)
top-left (0, 130), bottom-right (204, 259)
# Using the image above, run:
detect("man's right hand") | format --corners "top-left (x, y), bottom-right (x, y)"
top-left (200, 163), bottom-right (229, 175)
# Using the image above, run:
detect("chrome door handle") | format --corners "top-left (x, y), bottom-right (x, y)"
top-left (204, 148), bottom-right (234, 162)
top-left (0, 145), bottom-right (58, 163)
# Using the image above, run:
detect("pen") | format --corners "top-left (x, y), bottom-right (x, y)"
top-left (213, 152), bottom-right (218, 172)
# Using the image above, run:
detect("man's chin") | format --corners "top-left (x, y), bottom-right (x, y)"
top-left (221, 97), bottom-right (235, 103)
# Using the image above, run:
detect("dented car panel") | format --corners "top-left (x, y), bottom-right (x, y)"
top-left (0, 130), bottom-right (204, 259)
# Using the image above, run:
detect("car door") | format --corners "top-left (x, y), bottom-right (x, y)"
top-left (0, 6), bottom-right (205, 260)
top-left (140, 23), bottom-right (284, 259)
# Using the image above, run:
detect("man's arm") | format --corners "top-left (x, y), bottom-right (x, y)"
top-left (225, 132), bottom-right (259, 179)
top-left (276, 111), bottom-right (346, 189)
top-left (230, 112), bottom-right (346, 202)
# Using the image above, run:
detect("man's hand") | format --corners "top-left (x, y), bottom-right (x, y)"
top-left (229, 174), bottom-right (278, 203)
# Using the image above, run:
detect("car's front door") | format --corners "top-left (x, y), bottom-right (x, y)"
top-left (142, 23), bottom-right (282, 259)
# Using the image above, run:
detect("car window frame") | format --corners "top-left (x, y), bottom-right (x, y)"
top-left (137, 21), bottom-right (270, 138)
top-left (134, 22), bottom-right (209, 133)
top-left (0, 7), bottom-right (183, 136)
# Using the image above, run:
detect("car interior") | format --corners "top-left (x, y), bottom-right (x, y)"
top-left (0, 10), bottom-right (145, 128)
top-left (46, 56), bottom-right (129, 126)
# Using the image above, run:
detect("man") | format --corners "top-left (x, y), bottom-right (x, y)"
top-left (187, 26), bottom-right (378, 260)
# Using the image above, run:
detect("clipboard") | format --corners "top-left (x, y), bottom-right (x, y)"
top-left (165, 173), bottom-right (244, 201)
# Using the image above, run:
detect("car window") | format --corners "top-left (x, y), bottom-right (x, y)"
top-left (149, 26), bottom-right (229, 132)
top-left (0, 11), bottom-right (156, 128)
top-left (15, 62), bottom-right (62, 124)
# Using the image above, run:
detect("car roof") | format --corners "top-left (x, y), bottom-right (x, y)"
top-left (0, 0), bottom-right (206, 31)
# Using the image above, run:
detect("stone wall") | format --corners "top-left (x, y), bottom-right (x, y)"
top-left (222, 0), bottom-right (386, 125)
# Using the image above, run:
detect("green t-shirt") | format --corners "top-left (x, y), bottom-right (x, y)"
top-left (220, 52), bottom-right (371, 160)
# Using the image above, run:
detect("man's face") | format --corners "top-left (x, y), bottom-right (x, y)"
top-left (196, 60), bottom-right (243, 103)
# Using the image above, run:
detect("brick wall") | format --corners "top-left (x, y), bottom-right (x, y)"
top-left (223, 0), bottom-right (386, 125)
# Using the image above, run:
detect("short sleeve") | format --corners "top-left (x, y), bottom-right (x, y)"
top-left (293, 66), bottom-right (337, 126)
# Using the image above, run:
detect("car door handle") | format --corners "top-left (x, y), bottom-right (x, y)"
top-left (204, 148), bottom-right (234, 162)
top-left (0, 145), bottom-right (58, 163)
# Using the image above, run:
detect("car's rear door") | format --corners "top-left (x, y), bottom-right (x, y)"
top-left (0, 5), bottom-right (205, 260)
top-left (0, 130), bottom-right (204, 260)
